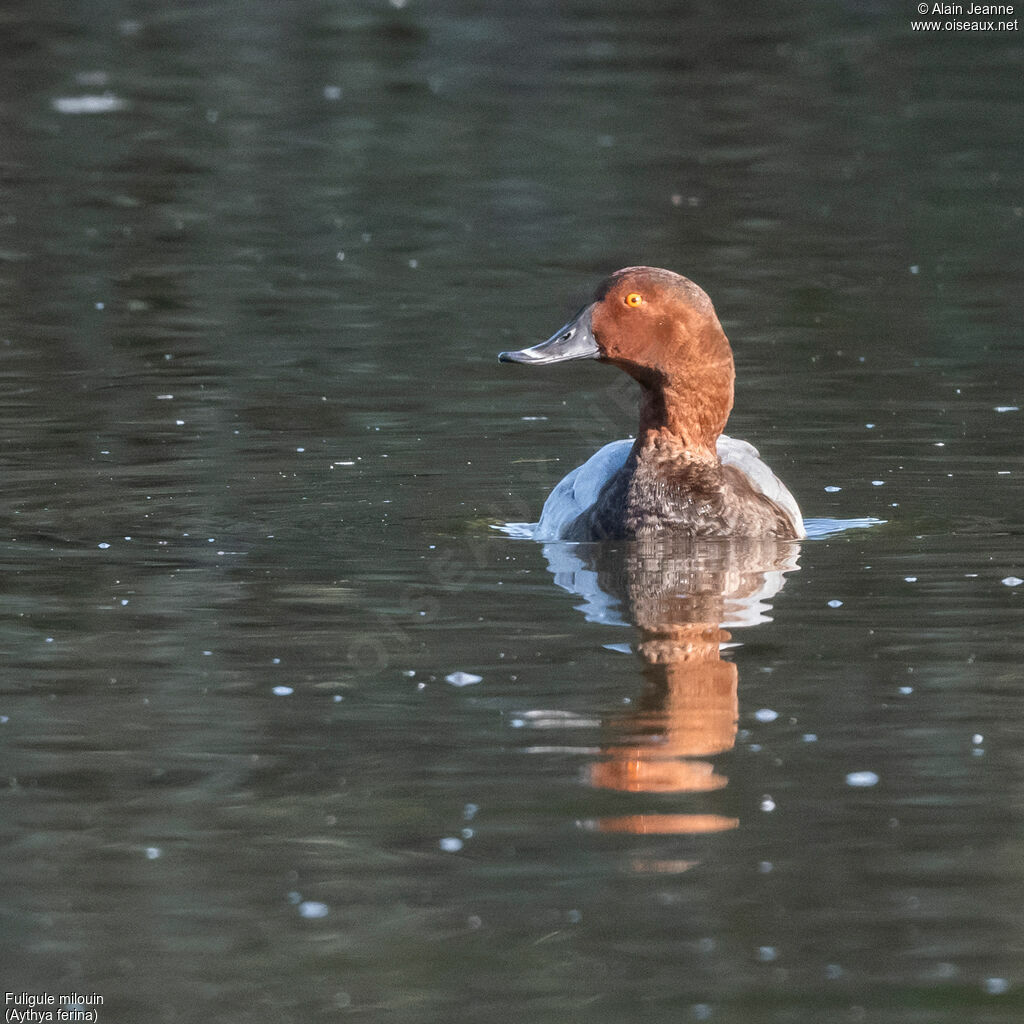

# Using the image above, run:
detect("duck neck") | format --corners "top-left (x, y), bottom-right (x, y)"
top-left (635, 363), bottom-right (734, 458)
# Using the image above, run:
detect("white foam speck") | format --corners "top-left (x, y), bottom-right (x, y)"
top-left (98, 542), bottom-right (110, 549)
top-left (994, 406), bottom-right (1019, 413)
top-left (145, 847), bottom-right (161, 860)
top-left (754, 708), bottom-right (779, 723)
top-left (827, 599), bottom-right (843, 608)
top-left (439, 837), bottom-right (463, 852)
top-left (983, 977), bottom-right (1010, 995)
top-left (760, 796), bottom-right (776, 812)
top-left (445, 671), bottom-right (482, 687)
top-left (272, 685), bottom-right (293, 696)
top-left (802, 733), bottom-right (818, 743)
top-left (871, 480), bottom-right (885, 486)
top-left (1001, 576), bottom-right (1023, 587)
top-left (53, 94), bottom-right (128, 115)
top-left (846, 771), bottom-right (880, 787)
top-left (298, 901), bottom-right (329, 919)
top-left (904, 576), bottom-right (917, 583)
top-left (824, 485), bottom-right (842, 492)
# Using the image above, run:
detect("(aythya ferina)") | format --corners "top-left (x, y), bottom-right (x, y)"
top-left (499, 266), bottom-right (805, 541)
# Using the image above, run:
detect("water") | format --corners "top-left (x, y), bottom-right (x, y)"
top-left (2, 1), bottom-right (1023, 1021)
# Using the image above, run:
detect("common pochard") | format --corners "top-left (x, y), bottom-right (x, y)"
top-left (499, 266), bottom-right (805, 542)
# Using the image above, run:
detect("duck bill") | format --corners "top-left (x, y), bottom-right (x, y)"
top-left (499, 305), bottom-right (600, 364)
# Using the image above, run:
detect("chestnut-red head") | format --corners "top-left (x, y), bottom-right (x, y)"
top-left (500, 267), bottom-right (736, 451)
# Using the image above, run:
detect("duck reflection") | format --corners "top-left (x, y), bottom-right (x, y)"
top-left (541, 536), bottom-right (800, 836)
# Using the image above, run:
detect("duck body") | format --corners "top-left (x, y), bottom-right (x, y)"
top-left (499, 267), bottom-right (805, 542)
top-left (535, 436), bottom-right (804, 541)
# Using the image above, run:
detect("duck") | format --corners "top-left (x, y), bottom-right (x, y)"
top-left (499, 266), bottom-right (805, 542)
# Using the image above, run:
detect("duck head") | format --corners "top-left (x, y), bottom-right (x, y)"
top-left (500, 266), bottom-right (736, 452)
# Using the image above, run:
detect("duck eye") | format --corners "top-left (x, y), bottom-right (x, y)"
top-left (625, 292), bottom-right (643, 307)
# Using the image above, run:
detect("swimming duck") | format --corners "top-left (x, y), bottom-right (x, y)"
top-left (499, 266), bottom-right (805, 542)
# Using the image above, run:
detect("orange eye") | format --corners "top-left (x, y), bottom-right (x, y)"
top-left (625, 292), bottom-right (643, 307)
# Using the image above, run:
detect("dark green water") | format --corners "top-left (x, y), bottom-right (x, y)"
top-left (2, 1), bottom-right (1023, 1021)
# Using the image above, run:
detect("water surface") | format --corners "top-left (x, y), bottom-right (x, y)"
top-left (1, 1), bottom-right (1022, 1021)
